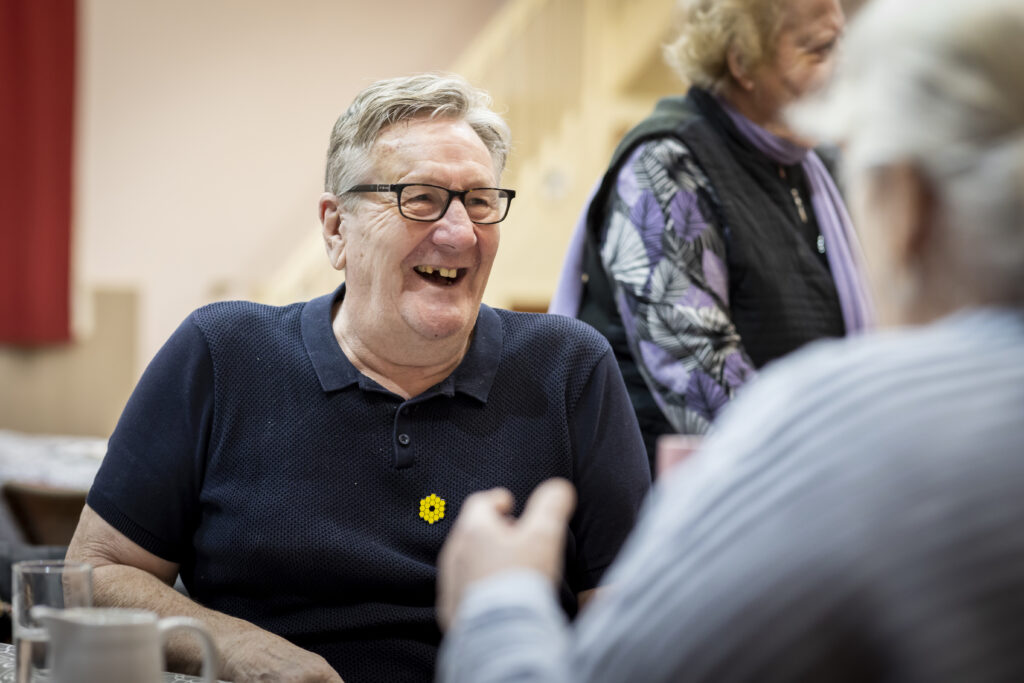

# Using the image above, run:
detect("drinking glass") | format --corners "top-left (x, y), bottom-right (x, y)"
top-left (12, 560), bottom-right (93, 683)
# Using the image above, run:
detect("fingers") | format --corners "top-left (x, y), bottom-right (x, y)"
top-left (519, 478), bottom-right (577, 539)
top-left (437, 487), bottom-right (514, 631)
top-left (456, 487), bottom-right (515, 530)
top-left (436, 480), bottom-right (577, 632)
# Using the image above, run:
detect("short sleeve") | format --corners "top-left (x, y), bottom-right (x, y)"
top-left (86, 314), bottom-right (214, 562)
top-left (567, 349), bottom-right (652, 589)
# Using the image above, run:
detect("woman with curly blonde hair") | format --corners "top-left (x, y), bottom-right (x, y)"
top-left (552, 0), bottom-right (872, 471)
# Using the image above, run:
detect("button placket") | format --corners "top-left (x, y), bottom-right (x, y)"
top-left (393, 403), bottom-right (416, 468)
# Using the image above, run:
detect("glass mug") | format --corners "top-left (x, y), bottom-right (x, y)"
top-left (12, 560), bottom-right (93, 683)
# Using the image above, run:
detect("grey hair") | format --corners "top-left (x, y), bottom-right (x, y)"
top-left (324, 73), bottom-right (511, 204)
top-left (663, 0), bottom-right (786, 93)
top-left (796, 0), bottom-right (1024, 305)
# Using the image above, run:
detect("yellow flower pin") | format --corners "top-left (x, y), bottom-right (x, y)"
top-left (419, 494), bottom-right (446, 525)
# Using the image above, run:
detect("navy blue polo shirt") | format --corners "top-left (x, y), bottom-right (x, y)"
top-left (88, 285), bottom-right (650, 682)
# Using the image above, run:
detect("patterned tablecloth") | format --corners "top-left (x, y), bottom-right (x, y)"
top-left (0, 430), bottom-right (106, 489)
top-left (0, 641), bottom-right (220, 682)
top-left (0, 430), bottom-right (107, 542)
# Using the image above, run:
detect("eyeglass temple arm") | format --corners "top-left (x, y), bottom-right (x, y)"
top-left (345, 184), bottom-right (395, 193)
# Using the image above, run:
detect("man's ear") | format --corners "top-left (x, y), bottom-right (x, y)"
top-left (727, 45), bottom-right (755, 91)
top-left (885, 163), bottom-right (937, 273)
top-left (319, 193), bottom-right (346, 271)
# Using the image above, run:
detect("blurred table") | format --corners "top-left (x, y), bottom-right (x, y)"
top-left (0, 431), bottom-right (105, 543)
top-left (0, 642), bottom-right (222, 681)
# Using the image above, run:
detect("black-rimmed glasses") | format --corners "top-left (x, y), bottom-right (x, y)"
top-left (344, 183), bottom-right (516, 224)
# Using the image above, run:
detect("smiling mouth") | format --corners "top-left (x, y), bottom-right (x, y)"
top-left (413, 265), bottom-right (466, 286)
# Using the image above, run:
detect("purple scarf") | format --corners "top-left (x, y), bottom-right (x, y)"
top-left (548, 181), bottom-right (599, 316)
top-left (718, 99), bottom-right (874, 333)
top-left (550, 101), bottom-right (875, 334)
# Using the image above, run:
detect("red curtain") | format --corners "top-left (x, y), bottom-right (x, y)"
top-left (0, 0), bottom-right (76, 344)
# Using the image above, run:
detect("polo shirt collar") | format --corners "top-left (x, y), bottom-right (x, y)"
top-left (301, 283), bottom-right (502, 403)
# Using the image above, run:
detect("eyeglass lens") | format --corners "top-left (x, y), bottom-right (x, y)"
top-left (399, 185), bottom-right (510, 223)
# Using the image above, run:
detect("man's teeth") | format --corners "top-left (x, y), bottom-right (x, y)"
top-left (415, 266), bottom-right (458, 278)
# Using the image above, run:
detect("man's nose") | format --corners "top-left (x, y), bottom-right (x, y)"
top-left (432, 198), bottom-right (478, 250)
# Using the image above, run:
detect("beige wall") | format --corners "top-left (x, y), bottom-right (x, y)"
top-left (3, 0), bottom-right (684, 437)
top-left (257, 0), bottom-right (682, 312)
top-left (2, 0), bottom-right (505, 436)
top-left (0, 289), bottom-right (136, 437)
top-left (75, 0), bottom-right (507, 376)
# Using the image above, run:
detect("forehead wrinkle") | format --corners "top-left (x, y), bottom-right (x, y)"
top-left (372, 129), bottom-right (497, 188)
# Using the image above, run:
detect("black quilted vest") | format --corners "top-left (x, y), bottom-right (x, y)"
top-left (578, 87), bottom-right (845, 461)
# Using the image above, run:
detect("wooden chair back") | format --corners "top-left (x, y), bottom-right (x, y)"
top-left (1, 481), bottom-right (87, 546)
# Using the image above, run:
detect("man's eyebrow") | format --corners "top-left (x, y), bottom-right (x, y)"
top-left (401, 175), bottom-right (498, 188)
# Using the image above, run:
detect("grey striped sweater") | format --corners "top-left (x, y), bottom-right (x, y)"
top-left (440, 308), bottom-right (1024, 683)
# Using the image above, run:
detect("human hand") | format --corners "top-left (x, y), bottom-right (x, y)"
top-left (437, 478), bottom-right (577, 631)
top-left (218, 628), bottom-right (344, 682)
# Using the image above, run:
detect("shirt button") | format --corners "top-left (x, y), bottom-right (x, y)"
top-left (398, 433), bottom-right (411, 446)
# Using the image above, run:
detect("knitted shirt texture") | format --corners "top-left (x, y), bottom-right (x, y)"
top-left (88, 285), bottom-right (651, 682)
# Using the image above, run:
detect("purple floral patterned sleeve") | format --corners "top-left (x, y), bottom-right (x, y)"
top-left (600, 138), bottom-right (757, 434)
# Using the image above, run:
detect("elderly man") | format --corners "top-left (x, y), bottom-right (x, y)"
top-left (437, 0), bottom-right (1024, 680)
top-left (67, 74), bottom-right (650, 683)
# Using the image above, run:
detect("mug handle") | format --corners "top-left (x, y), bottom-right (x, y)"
top-left (158, 616), bottom-right (219, 683)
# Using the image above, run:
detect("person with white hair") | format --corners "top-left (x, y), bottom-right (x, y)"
top-left (66, 73), bottom-right (650, 682)
top-left (437, 0), bottom-right (1024, 680)
top-left (550, 0), bottom-right (874, 469)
